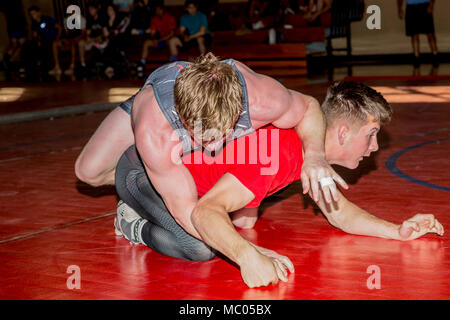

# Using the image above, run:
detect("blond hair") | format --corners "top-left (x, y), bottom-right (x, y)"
top-left (321, 81), bottom-right (392, 127)
top-left (174, 52), bottom-right (243, 143)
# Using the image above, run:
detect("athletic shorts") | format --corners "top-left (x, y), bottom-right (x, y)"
top-left (156, 40), bottom-right (166, 50)
top-left (405, 3), bottom-right (435, 36)
top-left (180, 34), bottom-right (212, 51)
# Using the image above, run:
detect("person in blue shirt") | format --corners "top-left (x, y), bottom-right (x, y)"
top-left (397, 0), bottom-right (438, 66)
top-left (28, 6), bottom-right (62, 75)
top-left (168, 0), bottom-right (210, 61)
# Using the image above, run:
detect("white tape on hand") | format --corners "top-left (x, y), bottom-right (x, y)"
top-left (319, 177), bottom-right (335, 188)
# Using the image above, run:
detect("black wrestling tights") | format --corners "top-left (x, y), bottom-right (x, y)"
top-left (115, 145), bottom-right (215, 261)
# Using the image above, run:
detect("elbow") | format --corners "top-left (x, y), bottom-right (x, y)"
top-left (322, 206), bottom-right (348, 232)
top-left (190, 205), bottom-right (202, 228)
top-left (190, 201), bottom-right (208, 229)
top-left (330, 212), bottom-right (352, 234)
top-left (191, 199), bottom-right (225, 230)
top-left (333, 219), bottom-right (349, 233)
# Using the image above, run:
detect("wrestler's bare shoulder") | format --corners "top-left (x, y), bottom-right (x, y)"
top-left (234, 60), bottom-right (291, 127)
top-left (132, 85), bottom-right (179, 149)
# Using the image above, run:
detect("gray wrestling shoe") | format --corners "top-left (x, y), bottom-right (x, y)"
top-left (114, 200), bottom-right (147, 245)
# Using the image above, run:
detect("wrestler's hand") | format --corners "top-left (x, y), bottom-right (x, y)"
top-left (398, 214), bottom-right (444, 241)
top-left (301, 153), bottom-right (348, 203)
top-left (250, 244), bottom-right (295, 276)
top-left (239, 246), bottom-right (287, 288)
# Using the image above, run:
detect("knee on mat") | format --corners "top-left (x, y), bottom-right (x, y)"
top-left (184, 243), bottom-right (216, 262)
top-left (74, 156), bottom-right (108, 187)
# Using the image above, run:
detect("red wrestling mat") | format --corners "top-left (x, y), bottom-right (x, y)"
top-left (0, 80), bottom-right (449, 300)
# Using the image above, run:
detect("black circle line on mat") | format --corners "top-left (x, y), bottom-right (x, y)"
top-left (385, 136), bottom-right (450, 193)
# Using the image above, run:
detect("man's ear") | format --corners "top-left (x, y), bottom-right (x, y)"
top-left (337, 124), bottom-right (349, 146)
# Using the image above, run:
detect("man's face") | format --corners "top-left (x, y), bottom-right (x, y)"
top-left (186, 4), bottom-right (197, 16)
top-left (335, 117), bottom-right (380, 169)
top-left (107, 6), bottom-right (115, 16)
top-left (29, 10), bottom-right (41, 22)
top-left (88, 6), bottom-right (98, 17)
top-left (156, 7), bottom-right (164, 17)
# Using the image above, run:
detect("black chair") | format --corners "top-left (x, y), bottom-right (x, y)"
top-left (326, 0), bottom-right (365, 57)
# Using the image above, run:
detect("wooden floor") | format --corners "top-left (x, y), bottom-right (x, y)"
top-left (0, 76), bottom-right (449, 299)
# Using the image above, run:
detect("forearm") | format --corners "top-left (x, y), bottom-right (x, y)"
top-left (160, 31), bottom-right (174, 42)
top-left (191, 202), bottom-right (255, 265)
top-left (294, 95), bottom-right (326, 157)
top-left (337, 201), bottom-right (401, 240)
top-left (189, 27), bottom-right (206, 40)
top-left (166, 195), bottom-right (200, 239)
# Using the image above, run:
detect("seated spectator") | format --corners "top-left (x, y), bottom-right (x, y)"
top-left (58, 4), bottom-right (87, 75)
top-left (113, 0), bottom-right (134, 13)
top-left (168, 0), bottom-right (210, 61)
top-left (303, 0), bottom-right (332, 55)
top-left (276, 0), bottom-right (299, 29)
top-left (247, 0), bottom-right (273, 29)
top-left (284, 0), bottom-right (300, 14)
top-left (130, 0), bottom-right (154, 35)
top-left (304, 0), bottom-right (332, 26)
top-left (105, 3), bottom-right (131, 50)
top-left (78, 2), bottom-right (108, 68)
top-left (230, 4), bottom-right (250, 32)
top-left (2, 2), bottom-right (27, 72)
top-left (140, 4), bottom-right (176, 65)
top-left (97, 3), bottom-right (132, 78)
top-left (28, 6), bottom-right (62, 75)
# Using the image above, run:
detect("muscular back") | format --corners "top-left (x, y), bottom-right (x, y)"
top-left (130, 60), bottom-right (313, 239)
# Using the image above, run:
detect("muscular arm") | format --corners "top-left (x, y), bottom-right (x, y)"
top-left (191, 173), bottom-right (294, 287)
top-left (239, 61), bottom-right (347, 202)
top-left (136, 128), bottom-right (202, 239)
top-left (314, 189), bottom-right (444, 240)
top-left (288, 93), bottom-right (326, 157)
top-left (187, 26), bottom-right (206, 40)
top-left (191, 173), bottom-right (257, 264)
top-left (133, 90), bottom-right (201, 239)
top-left (268, 85), bottom-right (329, 181)
top-left (241, 63), bottom-right (325, 153)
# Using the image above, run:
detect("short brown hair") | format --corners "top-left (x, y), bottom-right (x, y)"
top-left (321, 81), bottom-right (392, 127)
top-left (174, 53), bottom-right (243, 143)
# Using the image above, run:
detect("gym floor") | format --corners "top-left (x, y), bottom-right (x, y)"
top-left (0, 72), bottom-right (449, 299)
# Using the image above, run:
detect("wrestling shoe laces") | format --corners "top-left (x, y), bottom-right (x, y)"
top-left (114, 200), bottom-right (146, 245)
